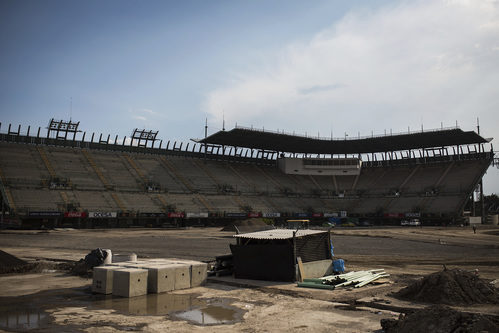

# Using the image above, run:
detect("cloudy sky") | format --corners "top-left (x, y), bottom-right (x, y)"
top-left (1, 0), bottom-right (498, 193)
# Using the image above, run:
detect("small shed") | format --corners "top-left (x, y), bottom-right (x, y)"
top-left (230, 229), bottom-right (332, 281)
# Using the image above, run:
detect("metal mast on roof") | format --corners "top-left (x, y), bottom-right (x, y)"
top-left (477, 117), bottom-right (485, 224)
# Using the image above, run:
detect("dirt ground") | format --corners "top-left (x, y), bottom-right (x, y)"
top-left (0, 225), bottom-right (498, 332)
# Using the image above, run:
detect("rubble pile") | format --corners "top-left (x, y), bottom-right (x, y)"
top-left (381, 305), bottom-right (499, 333)
top-left (0, 250), bottom-right (28, 274)
top-left (395, 268), bottom-right (499, 305)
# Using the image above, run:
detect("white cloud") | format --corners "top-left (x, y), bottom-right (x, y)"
top-left (129, 108), bottom-right (165, 126)
top-left (141, 108), bottom-right (158, 115)
top-left (204, 0), bottom-right (499, 138)
top-left (132, 115), bottom-right (147, 122)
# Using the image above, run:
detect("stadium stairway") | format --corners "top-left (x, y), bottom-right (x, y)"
top-left (123, 153), bottom-right (148, 185)
top-left (36, 146), bottom-right (57, 179)
top-left (159, 156), bottom-right (194, 193)
top-left (82, 149), bottom-right (114, 190)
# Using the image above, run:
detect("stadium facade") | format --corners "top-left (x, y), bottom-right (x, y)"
top-left (0, 120), bottom-right (494, 228)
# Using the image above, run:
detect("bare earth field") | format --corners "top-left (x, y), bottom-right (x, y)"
top-left (0, 225), bottom-right (498, 332)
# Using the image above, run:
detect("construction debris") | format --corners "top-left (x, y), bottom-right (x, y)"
top-left (298, 269), bottom-right (389, 290)
top-left (0, 250), bottom-right (28, 274)
top-left (395, 268), bottom-right (499, 305)
top-left (381, 305), bottom-right (499, 333)
top-left (207, 254), bottom-right (233, 277)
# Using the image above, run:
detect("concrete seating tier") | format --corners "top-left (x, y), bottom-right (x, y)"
top-left (11, 188), bottom-right (61, 211)
top-left (0, 141), bottom-right (488, 215)
top-left (134, 157), bottom-right (186, 192)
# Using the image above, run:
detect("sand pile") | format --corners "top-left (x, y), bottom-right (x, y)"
top-left (395, 268), bottom-right (499, 305)
top-left (221, 218), bottom-right (273, 233)
top-left (381, 305), bottom-right (499, 333)
top-left (0, 250), bottom-right (28, 274)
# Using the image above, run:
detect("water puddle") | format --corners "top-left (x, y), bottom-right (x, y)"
top-left (0, 288), bottom-right (244, 330)
top-left (172, 303), bottom-right (241, 325)
top-left (88, 293), bottom-right (205, 316)
top-left (89, 293), bottom-right (243, 325)
top-left (0, 310), bottom-right (49, 331)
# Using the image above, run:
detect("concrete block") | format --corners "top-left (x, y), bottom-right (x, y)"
top-left (143, 258), bottom-right (173, 264)
top-left (105, 261), bottom-right (137, 267)
top-left (112, 268), bottom-right (148, 298)
top-left (188, 262), bottom-right (208, 287)
top-left (169, 263), bottom-right (191, 290)
top-left (167, 259), bottom-right (208, 287)
top-left (143, 265), bottom-right (176, 293)
top-left (122, 262), bottom-right (156, 269)
top-left (113, 253), bottom-right (137, 263)
top-left (92, 266), bottom-right (117, 294)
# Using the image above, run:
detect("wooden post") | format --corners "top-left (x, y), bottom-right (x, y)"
top-left (293, 230), bottom-right (297, 281)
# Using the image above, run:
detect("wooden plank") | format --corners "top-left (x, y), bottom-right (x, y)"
top-left (297, 256), bottom-right (305, 282)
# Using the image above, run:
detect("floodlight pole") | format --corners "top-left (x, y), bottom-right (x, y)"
top-left (477, 118), bottom-right (485, 224)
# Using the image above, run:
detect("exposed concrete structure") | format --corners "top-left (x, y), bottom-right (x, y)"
top-left (168, 263), bottom-right (191, 290)
top-left (167, 259), bottom-right (208, 287)
top-left (112, 253), bottom-right (137, 263)
top-left (144, 265), bottom-right (176, 293)
top-left (112, 268), bottom-right (148, 298)
top-left (92, 266), bottom-right (117, 294)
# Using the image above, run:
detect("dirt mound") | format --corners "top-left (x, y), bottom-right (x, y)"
top-left (0, 250), bottom-right (28, 274)
top-left (395, 268), bottom-right (499, 305)
top-left (381, 305), bottom-right (499, 333)
top-left (221, 218), bottom-right (273, 232)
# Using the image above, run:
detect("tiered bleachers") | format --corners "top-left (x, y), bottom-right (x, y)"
top-left (439, 160), bottom-right (488, 193)
top-left (167, 157), bottom-right (217, 193)
top-left (74, 191), bottom-right (118, 211)
top-left (235, 195), bottom-right (273, 212)
top-left (354, 168), bottom-right (386, 194)
top-left (0, 143), bottom-right (48, 187)
top-left (372, 167), bottom-right (413, 193)
top-left (386, 197), bottom-right (424, 213)
top-left (402, 164), bottom-right (445, 193)
top-left (11, 188), bottom-right (61, 211)
top-left (0, 138), bottom-right (491, 218)
top-left (44, 146), bottom-right (104, 190)
top-left (201, 160), bottom-right (253, 193)
top-left (231, 164), bottom-right (280, 193)
top-left (204, 195), bottom-right (240, 212)
top-left (424, 195), bottom-right (464, 214)
top-left (119, 193), bottom-right (163, 213)
top-left (165, 193), bottom-right (205, 212)
top-left (133, 156), bottom-right (186, 193)
top-left (335, 175), bottom-right (356, 192)
top-left (354, 197), bottom-right (389, 214)
top-left (266, 196), bottom-right (298, 213)
top-left (90, 151), bottom-right (142, 191)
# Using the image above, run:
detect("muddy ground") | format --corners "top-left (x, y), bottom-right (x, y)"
top-left (0, 225), bottom-right (498, 332)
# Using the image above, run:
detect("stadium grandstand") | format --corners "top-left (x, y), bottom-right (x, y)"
top-left (0, 119), bottom-right (495, 228)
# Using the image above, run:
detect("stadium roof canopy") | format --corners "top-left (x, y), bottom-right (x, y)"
top-left (198, 127), bottom-right (488, 154)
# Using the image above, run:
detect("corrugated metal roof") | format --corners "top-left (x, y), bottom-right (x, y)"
top-left (234, 229), bottom-right (326, 240)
